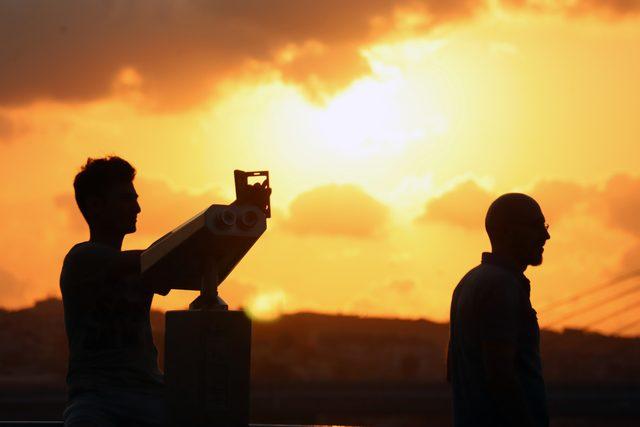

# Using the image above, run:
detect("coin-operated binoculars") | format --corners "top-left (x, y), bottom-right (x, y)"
top-left (141, 170), bottom-right (271, 427)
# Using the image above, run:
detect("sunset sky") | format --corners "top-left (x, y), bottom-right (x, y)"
top-left (1, 1), bottom-right (640, 335)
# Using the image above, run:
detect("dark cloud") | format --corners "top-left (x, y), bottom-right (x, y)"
top-left (2, 1), bottom-right (637, 109)
top-left (570, 0), bottom-right (640, 17)
top-left (55, 176), bottom-right (222, 235)
top-left (283, 184), bottom-right (389, 238)
top-left (501, 0), bottom-right (640, 17)
top-left (415, 180), bottom-right (493, 230)
top-left (0, 0), bottom-right (484, 109)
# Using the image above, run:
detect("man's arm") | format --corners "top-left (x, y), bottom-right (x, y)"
top-left (109, 250), bottom-right (169, 295)
top-left (483, 340), bottom-right (535, 427)
top-left (109, 249), bottom-right (143, 278)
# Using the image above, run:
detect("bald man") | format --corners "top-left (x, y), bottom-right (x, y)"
top-left (447, 194), bottom-right (551, 427)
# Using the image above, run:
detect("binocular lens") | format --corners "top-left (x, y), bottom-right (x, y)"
top-left (217, 209), bottom-right (236, 229)
top-left (239, 210), bottom-right (258, 229)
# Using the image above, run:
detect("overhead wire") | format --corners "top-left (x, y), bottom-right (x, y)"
top-left (541, 281), bottom-right (640, 328)
top-left (538, 268), bottom-right (640, 315)
top-left (581, 296), bottom-right (640, 331)
top-left (613, 317), bottom-right (640, 336)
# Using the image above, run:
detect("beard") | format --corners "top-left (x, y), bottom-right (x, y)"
top-left (528, 247), bottom-right (544, 266)
top-left (122, 217), bottom-right (137, 234)
top-left (126, 222), bottom-right (137, 233)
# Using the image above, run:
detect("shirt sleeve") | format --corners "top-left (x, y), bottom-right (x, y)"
top-left (60, 243), bottom-right (120, 296)
top-left (477, 275), bottom-right (520, 343)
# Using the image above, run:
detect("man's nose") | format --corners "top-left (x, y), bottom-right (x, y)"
top-left (135, 201), bottom-right (141, 214)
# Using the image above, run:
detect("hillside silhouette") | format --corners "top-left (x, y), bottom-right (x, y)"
top-left (0, 298), bottom-right (638, 386)
top-left (1, 298), bottom-right (639, 425)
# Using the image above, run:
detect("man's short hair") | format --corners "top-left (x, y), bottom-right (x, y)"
top-left (485, 193), bottom-right (539, 244)
top-left (73, 156), bottom-right (136, 222)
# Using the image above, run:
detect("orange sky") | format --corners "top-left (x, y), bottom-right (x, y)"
top-left (1, 1), bottom-right (640, 335)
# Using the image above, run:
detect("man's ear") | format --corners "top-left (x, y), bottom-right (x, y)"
top-left (85, 195), bottom-right (104, 220)
top-left (495, 226), bottom-right (516, 247)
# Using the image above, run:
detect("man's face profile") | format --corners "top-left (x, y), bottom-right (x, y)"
top-left (487, 194), bottom-right (551, 267)
top-left (509, 208), bottom-right (550, 266)
top-left (87, 181), bottom-right (140, 235)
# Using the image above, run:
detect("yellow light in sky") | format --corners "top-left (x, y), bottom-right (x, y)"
top-left (313, 77), bottom-right (415, 158)
top-left (116, 67), bottom-right (143, 87)
top-left (245, 290), bottom-right (287, 322)
top-left (303, 41), bottom-right (450, 161)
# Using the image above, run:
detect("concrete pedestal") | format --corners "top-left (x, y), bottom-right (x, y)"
top-left (165, 310), bottom-right (251, 427)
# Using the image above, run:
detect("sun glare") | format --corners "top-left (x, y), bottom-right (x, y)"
top-left (307, 40), bottom-right (451, 160)
top-left (200, 37), bottom-right (452, 194)
top-left (245, 290), bottom-right (287, 322)
top-left (312, 77), bottom-right (417, 158)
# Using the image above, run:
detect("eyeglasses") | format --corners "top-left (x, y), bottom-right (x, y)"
top-left (510, 221), bottom-right (549, 231)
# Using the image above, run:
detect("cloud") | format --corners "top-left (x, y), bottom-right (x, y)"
top-left (590, 174), bottom-right (640, 276)
top-left (415, 180), bottom-right (494, 230)
top-left (0, 115), bottom-right (14, 143)
top-left (501, 0), bottom-right (640, 17)
top-left (618, 243), bottom-right (640, 271)
top-left (53, 193), bottom-right (84, 233)
top-left (283, 184), bottom-right (389, 238)
top-left (416, 178), bottom-right (599, 230)
top-left (0, 267), bottom-right (28, 309)
top-left (0, 114), bottom-right (28, 143)
top-left (386, 279), bottom-right (416, 294)
top-left (220, 279), bottom-right (258, 307)
top-left (0, 0), bottom-right (487, 109)
top-left (413, 174), bottom-right (640, 281)
top-left (570, 0), bottom-right (640, 17)
top-left (527, 173), bottom-right (640, 276)
top-left (529, 179), bottom-right (593, 223)
top-left (597, 174), bottom-right (640, 238)
top-left (3, 0), bottom-right (638, 110)
top-left (55, 176), bottom-right (222, 236)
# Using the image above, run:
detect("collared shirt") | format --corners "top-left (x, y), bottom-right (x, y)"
top-left (448, 252), bottom-right (548, 427)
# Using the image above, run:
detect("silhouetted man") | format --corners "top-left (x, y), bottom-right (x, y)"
top-left (448, 193), bottom-right (550, 427)
top-left (60, 157), bottom-right (168, 427)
